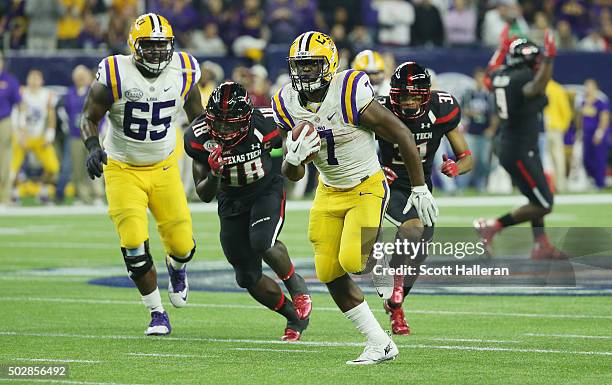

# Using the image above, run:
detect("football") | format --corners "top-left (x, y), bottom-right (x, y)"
top-left (292, 120), bottom-right (319, 164)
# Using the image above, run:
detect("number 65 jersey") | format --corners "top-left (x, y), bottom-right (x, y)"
top-left (271, 69), bottom-right (381, 189)
top-left (95, 52), bottom-right (201, 166)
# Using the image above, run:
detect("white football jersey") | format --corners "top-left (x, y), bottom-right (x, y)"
top-left (95, 52), bottom-right (201, 165)
top-left (22, 87), bottom-right (53, 137)
top-left (272, 70), bottom-right (380, 188)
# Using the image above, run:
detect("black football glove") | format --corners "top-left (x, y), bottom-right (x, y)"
top-left (85, 137), bottom-right (107, 179)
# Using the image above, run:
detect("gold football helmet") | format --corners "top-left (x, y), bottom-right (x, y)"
top-left (288, 31), bottom-right (339, 92)
top-left (352, 50), bottom-right (385, 91)
top-left (128, 13), bottom-right (174, 76)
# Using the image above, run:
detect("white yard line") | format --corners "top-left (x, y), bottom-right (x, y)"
top-left (1, 296), bottom-right (612, 320)
top-left (428, 338), bottom-right (520, 344)
top-left (230, 347), bottom-right (319, 353)
top-left (525, 333), bottom-right (612, 340)
top-left (7, 358), bottom-right (101, 363)
top-left (1, 194), bottom-right (611, 216)
top-left (0, 380), bottom-right (156, 385)
top-left (126, 353), bottom-right (214, 359)
top-left (1, 331), bottom-right (611, 357)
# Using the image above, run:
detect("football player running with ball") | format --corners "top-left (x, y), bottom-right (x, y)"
top-left (474, 31), bottom-right (565, 260)
top-left (378, 62), bottom-right (472, 335)
top-left (184, 82), bottom-right (312, 341)
top-left (80, 14), bottom-right (203, 335)
top-left (272, 31), bottom-right (438, 364)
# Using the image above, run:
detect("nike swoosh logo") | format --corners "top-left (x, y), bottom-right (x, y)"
top-left (359, 192), bottom-right (372, 196)
top-left (163, 166), bottom-right (171, 170)
top-left (327, 112), bottom-right (336, 121)
top-left (164, 87), bottom-right (171, 92)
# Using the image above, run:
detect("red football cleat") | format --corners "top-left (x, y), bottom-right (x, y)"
top-left (384, 300), bottom-right (410, 335)
top-left (531, 243), bottom-right (568, 260)
top-left (390, 276), bottom-right (404, 305)
top-left (473, 218), bottom-right (500, 257)
top-left (292, 293), bottom-right (312, 320)
top-left (281, 327), bottom-right (301, 342)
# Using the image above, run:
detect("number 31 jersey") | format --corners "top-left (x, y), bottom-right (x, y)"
top-left (95, 52), bottom-right (201, 165)
top-left (271, 70), bottom-right (380, 189)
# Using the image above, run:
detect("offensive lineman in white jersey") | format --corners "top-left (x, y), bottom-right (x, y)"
top-left (272, 31), bottom-right (439, 364)
top-left (80, 14), bottom-right (203, 335)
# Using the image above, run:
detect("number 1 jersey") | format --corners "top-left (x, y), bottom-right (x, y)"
top-left (95, 52), bottom-right (201, 165)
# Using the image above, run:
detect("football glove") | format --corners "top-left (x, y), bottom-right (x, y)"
top-left (382, 166), bottom-right (398, 186)
top-left (440, 154), bottom-right (459, 178)
top-left (285, 128), bottom-right (320, 166)
top-left (403, 185), bottom-right (438, 227)
top-left (208, 146), bottom-right (225, 176)
top-left (543, 28), bottom-right (556, 58)
top-left (85, 144), bottom-right (107, 180)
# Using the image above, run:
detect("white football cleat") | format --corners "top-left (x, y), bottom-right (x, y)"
top-left (166, 258), bottom-right (188, 308)
top-left (144, 311), bottom-right (171, 336)
top-left (346, 339), bottom-right (398, 365)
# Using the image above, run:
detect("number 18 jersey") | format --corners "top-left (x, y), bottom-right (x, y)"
top-left (95, 52), bottom-right (201, 166)
top-left (271, 70), bottom-right (380, 189)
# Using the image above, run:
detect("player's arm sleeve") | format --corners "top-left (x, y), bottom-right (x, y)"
top-left (94, 57), bottom-right (123, 102)
top-left (271, 87), bottom-right (295, 132)
top-left (341, 70), bottom-right (375, 126)
top-left (183, 117), bottom-right (210, 163)
top-left (190, 55), bottom-right (202, 85)
top-left (438, 95), bottom-right (462, 134)
top-left (263, 116), bottom-right (282, 149)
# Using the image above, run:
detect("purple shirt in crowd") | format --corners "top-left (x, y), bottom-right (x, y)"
top-left (0, 70), bottom-right (22, 120)
top-left (62, 85), bottom-right (89, 138)
top-left (582, 98), bottom-right (610, 133)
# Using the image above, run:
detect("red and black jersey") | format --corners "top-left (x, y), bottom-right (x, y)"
top-left (184, 107), bottom-right (282, 200)
top-left (378, 90), bottom-right (461, 191)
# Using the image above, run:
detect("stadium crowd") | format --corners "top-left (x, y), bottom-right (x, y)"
top-left (0, 0), bottom-right (610, 206)
top-left (1, 0), bottom-right (611, 55)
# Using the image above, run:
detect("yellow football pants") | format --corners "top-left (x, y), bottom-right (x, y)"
top-left (308, 170), bottom-right (389, 283)
top-left (11, 137), bottom-right (60, 175)
top-left (104, 152), bottom-right (194, 256)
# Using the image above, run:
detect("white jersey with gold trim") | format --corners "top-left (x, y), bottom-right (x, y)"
top-left (271, 69), bottom-right (380, 188)
top-left (22, 87), bottom-right (53, 137)
top-left (95, 52), bottom-right (200, 166)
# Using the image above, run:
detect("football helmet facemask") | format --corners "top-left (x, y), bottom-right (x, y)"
top-left (389, 61), bottom-right (432, 120)
top-left (128, 13), bottom-right (174, 76)
top-left (288, 31), bottom-right (339, 93)
top-left (205, 82), bottom-right (253, 148)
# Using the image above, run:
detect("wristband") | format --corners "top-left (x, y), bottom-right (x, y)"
top-left (458, 150), bottom-right (472, 160)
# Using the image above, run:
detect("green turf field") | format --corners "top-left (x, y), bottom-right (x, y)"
top-left (1, 197), bottom-right (611, 385)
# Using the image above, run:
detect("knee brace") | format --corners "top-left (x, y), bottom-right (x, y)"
top-left (234, 268), bottom-right (262, 289)
top-left (168, 242), bottom-right (196, 264)
top-left (121, 240), bottom-right (153, 280)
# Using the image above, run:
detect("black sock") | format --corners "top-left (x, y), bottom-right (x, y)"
top-left (275, 295), bottom-right (299, 321)
top-left (283, 272), bottom-right (308, 296)
top-left (498, 214), bottom-right (517, 228)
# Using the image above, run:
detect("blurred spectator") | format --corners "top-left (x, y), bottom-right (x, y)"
top-left (57, 0), bottom-right (86, 49)
top-left (198, 61), bottom-right (225, 107)
top-left (373, 0), bottom-right (415, 45)
top-left (577, 79), bottom-right (610, 189)
top-left (481, 0), bottom-right (528, 47)
top-left (555, 19), bottom-right (578, 50)
top-left (25, 0), bottom-right (65, 51)
top-left (444, 0), bottom-right (477, 47)
top-left (460, 68), bottom-right (498, 192)
top-left (529, 11), bottom-right (550, 46)
top-left (0, 53), bottom-right (22, 205)
top-left (249, 65), bottom-right (271, 107)
top-left (577, 30), bottom-right (607, 52)
top-left (544, 80), bottom-right (573, 191)
top-left (78, 12), bottom-right (105, 50)
top-left (105, 8), bottom-right (130, 54)
top-left (190, 22), bottom-right (227, 55)
top-left (152, 0), bottom-right (199, 48)
top-left (231, 0), bottom-right (268, 62)
top-left (348, 25), bottom-right (375, 53)
top-left (57, 65), bottom-right (100, 204)
top-left (555, 0), bottom-right (590, 38)
top-left (412, 0), bottom-right (444, 47)
top-left (330, 24), bottom-right (351, 69)
top-left (266, 0), bottom-right (299, 44)
top-left (296, 0), bottom-right (327, 32)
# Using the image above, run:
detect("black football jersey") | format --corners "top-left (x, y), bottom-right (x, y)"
top-left (184, 107), bottom-right (282, 200)
top-left (492, 66), bottom-right (547, 149)
top-left (378, 90), bottom-right (461, 191)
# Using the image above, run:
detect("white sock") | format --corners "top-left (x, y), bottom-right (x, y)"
top-left (142, 288), bottom-right (164, 313)
top-left (167, 255), bottom-right (186, 270)
top-left (344, 300), bottom-right (389, 345)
